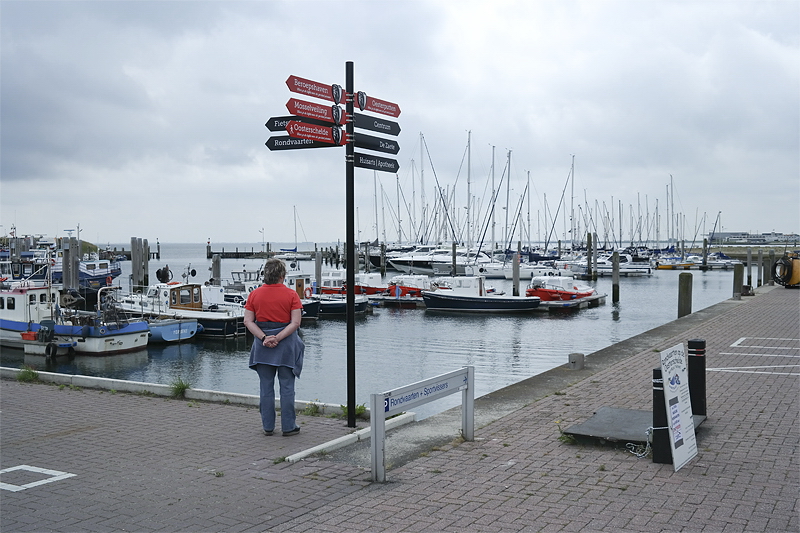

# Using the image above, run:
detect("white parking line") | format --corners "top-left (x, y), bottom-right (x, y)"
top-left (0, 465), bottom-right (76, 492)
top-left (708, 364), bottom-right (800, 376)
top-left (719, 352), bottom-right (800, 358)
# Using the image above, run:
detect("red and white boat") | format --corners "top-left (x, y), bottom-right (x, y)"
top-left (319, 271), bottom-right (388, 295)
top-left (385, 275), bottom-right (434, 297)
top-left (525, 276), bottom-right (597, 301)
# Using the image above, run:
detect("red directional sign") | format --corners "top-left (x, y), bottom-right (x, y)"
top-left (286, 120), bottom-right (346, 145)
top-left (356, 91), bottom-right (401, 118)
top-left (286, 75), bottom-right (343, 104)
top-left (286, 98), bottom-right (344, 126)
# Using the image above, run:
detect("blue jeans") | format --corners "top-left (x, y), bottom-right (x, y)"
top-left (255, 364), bottom-right (296, 432)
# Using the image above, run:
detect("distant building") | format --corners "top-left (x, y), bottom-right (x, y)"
top-left (708, 231), bottom-right (799, 244)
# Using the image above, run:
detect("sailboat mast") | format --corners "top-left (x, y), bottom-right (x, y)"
top-left (373, 171), bottom-right (379, 242)
top-left (570, 154), bottom-right (575, 250)
top-left (467, 131), bottom-right (471, 251)
top-left (505, 149), bottom-right (511, 250)
top-left (491, 145), bottom-right (496, 254)
top-left (420, 132), bottom-right (426, 244)
top-left (527, 170), bottom-right (531, 252)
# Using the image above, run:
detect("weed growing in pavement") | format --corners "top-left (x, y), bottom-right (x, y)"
top-left (339, 402), bottom-right (368, 420)
top-left (555, 420), bottom-right (577, 444)
top-left (273, 457), bottom-right (286, 464)
top-left (17, 365), bottom-right (39, 383)
top-left (302, 400), bottom-right (321, 416)
top-left (169, 377), bottom-right (191, 398)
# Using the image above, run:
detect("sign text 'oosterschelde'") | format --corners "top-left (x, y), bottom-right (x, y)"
top-left (286, 120), bottom-right (345, 145)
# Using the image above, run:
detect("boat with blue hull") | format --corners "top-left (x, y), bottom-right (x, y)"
top-left (0, 284), bottom-right (150, 355)
top-left (147, 318), bottom-right (199, 343)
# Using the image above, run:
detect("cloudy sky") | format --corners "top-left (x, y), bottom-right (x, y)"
top-left (1, 0), bottom-right (797, 248)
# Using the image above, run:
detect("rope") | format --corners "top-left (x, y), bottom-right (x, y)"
top-left (626, 426), bottom-right (668, 458)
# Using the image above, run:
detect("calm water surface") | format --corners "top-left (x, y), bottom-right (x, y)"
top-left (1, 242), bottom-right (737, 418)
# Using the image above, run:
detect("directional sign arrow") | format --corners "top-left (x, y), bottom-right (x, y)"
top-left (354, 152), bottom-right (400, 173)
top-left (286, 98), bottom-right (345, 126)
top-left (286, 120), bottom-right (346, 145)
top-left (356, 91), bottom-right (401, 118)
top-left (286, 75), bottom-right (344, 104)
top-left (266, 115), bottom-right (333, 132)
top-left (353, 112), bottom-right (401, 136)
top-left (354, 133), bottom-right (400, 155)
top-left (265, 136), bottom-right (343, 151)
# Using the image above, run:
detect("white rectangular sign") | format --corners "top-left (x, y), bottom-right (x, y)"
top-left (382, 368), bottom-right (470, 416)
top-left (660, 343), bottom-right (698, 471)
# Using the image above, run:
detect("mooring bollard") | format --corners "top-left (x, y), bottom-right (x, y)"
top-left (568, 353), bottom-right (584, 370)
top-left (687, 339), bottom-right (706, 416)
top-left (652, 367), bottom-right (672, 464)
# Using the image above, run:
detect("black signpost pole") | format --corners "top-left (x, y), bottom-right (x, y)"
top-left (345, 61), bottom-right (356, 428)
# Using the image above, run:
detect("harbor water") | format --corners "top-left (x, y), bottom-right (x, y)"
top-left (1, 242), bottom-right (739, 419)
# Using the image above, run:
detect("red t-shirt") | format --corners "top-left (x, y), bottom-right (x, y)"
top-left (245, 284), bottom-right (302, 323)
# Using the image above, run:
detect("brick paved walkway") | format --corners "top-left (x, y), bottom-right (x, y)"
top-left (2, 286), bottom-right (798, 532)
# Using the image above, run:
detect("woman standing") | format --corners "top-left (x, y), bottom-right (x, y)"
top-left (244, 258), bottom-right (305, 436)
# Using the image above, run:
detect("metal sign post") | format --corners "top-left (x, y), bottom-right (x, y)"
top-left (370, 366), bottom-right (474, 482)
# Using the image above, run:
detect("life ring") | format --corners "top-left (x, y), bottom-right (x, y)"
top-left (304, 287), bottom-right (313, 298)
top-left (106, 276), bottom-right (113, 285)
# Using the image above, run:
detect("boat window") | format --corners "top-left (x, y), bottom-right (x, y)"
top-left (29, 294), bottom-right (36, 305)
top-left (99, 263), bottom-right (108, 269)
top-left (180, 289), bottom-right (191, 305)
top-left (6, 297), bottom-right (14, 310)
top-left (23, 264), bottom-right (33, 275)
top-left (0, 297), bottom-right (4, 309)
top-left (86, 263), bottom-right (96, 270)
top-left (193, 286), bottom-right (201, 303)
top-left (40, 293), bottom-right (48, 303)
top-left (171, 291), bottom-right (177, 305)
top-left (12, 264), bottom-right (20, 276)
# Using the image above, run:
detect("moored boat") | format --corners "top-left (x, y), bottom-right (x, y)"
top-left (0, 284), bottom-right (149, 355)
top-left (115, 282), bottom-right (245, 337)
top-left (147, 318), bottom-right (199, 343)
top-left (421, 276), bottom-right (540, 313)
top-left (526, 276), bottom-right (597, 301)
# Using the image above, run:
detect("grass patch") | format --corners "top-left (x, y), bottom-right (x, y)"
top-left (169, 377), bottom-right (191, 398)
top-left (17, 365), bottom-right (39, 383)
top-left (302, 401), bottom-right (321, 416)
top-left (339, 402), bottom-right (368, 420)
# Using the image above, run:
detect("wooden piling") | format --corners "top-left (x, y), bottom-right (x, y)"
top-left (678, 272), bottom-right (692, 318)
top-left (757, 249), bottom-right (763, 287)
top-left (586, 233), bottom-right (594, 281)
top-left (733, 263), bottom-right (744, 300)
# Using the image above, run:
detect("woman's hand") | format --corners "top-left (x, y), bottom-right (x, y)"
top-left (263, 335), bottom-right (279, 348)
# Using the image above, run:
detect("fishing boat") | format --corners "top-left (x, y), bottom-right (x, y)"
top-left (0, 284), bottom-right (149, 356)
top-left (526, 276), bottom-right (597, 301)
top-left (115, 282), bottom-right (245, 337)
top-left (421, 276), bottom-right (541, 313)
